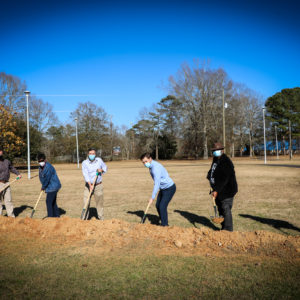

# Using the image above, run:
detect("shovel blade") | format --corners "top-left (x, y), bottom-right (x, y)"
top-left (210, 216), bottom-right (224, 224)
top-left (81, 208), bottom-right (86, 220)
top-left (30, 209), bottom-right (35, 218)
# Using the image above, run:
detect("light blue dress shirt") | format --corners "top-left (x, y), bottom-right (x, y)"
top-left (82, 157), bottom-right (107, 184)
top-left (149, 160), bottom-right (174, 199)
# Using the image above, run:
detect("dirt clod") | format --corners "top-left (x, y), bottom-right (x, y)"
top-left (174, 240), bottom-right (183, 248)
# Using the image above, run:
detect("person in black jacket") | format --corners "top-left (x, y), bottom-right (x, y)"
top-left (207, 142), bottom-right (238, 231)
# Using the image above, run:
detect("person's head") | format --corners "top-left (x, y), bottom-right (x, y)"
top-left (37, 153), bottom-right (46, 167)
top-left (88, 148), bottom-right (97, 161)
top-left (140, 153), bottom-right (153, 168)
top-left (211, 142), bottom-right (224, 158)
top-left (0, 148), bottom-right (3, 159)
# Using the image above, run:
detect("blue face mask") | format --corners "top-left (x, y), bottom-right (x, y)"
top-left (213, 150), bottom-right (222, 157)
top-left (144, 162), bottom-right (151, 168)
top-left (89, 154), bottom-right (96, 161)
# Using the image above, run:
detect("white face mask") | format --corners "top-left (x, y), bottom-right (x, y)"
top-left (39, 162), bottom-right (45, 167)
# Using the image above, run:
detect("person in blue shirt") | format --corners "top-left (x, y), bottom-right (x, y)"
top-left (38, 153), bottom-right (61, 218)
top-left (140, 153), bottom-right (176, 226)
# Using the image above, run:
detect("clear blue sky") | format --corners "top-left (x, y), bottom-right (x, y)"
top-left (1, 0), bottom-right (299, 127)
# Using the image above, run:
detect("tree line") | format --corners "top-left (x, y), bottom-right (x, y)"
top-left (0, 64), bottom-right (299, 163)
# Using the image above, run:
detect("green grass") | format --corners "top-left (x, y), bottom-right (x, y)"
top-left (0, 251), bottom-right (299, 299)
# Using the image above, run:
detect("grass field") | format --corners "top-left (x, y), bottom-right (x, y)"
top-left (1, 157), bottom-right (300, 299)
top-left (10, 157), bottom-right (300, 234)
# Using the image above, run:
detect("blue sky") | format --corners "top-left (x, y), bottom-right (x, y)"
top-left (1, 0), bottom-right (299, 127)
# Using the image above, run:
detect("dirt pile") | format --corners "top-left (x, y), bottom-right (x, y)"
top-left (0, 216), bottom-right (299, 258)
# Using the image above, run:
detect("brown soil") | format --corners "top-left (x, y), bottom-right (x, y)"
top-left (1, 216), bottom-right (299, 259)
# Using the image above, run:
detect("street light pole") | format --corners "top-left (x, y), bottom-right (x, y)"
top-left (262, 107), bottom-right (267, 164)
top-left (222, 88), bottom-right (226, 153)
top-left (275, 125), bottom-right (279, 159)
top-left (75, 117), bottom-right (79, 169)
top-left (289, 119), bottom-right (292, 160)
top-left (24, 91), bottom-right (31, 179)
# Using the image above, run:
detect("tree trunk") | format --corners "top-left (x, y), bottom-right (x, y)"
top-left (203, 123), bottom-right (208, 160)
top-left (156, 141), bottom-right (159, 160)
top-left (249, 122), bottom-right (252, 157)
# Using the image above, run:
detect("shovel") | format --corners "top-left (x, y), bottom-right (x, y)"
top-left (30, 191), bottom-right (44, 218)
top-left (210, 196), bottom-right (224, 224)
top-left (0, 177), bottom-right (20, 193)
top-left (141, 201), bottom-right (152, 224)
top-left (81, 172), bottom-right (99, 220)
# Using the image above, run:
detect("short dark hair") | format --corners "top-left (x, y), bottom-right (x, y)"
top-left (37, 153), bottom-right (46, 161)
top-left (140, 153), bottom-right (152, 160)
top-left (88, 148), bottom-right (97, 152)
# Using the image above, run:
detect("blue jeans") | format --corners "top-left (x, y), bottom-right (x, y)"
top-left (156, 184), bottom-right (176, 226)
top-left (46, 191), bottom-right (60, 218)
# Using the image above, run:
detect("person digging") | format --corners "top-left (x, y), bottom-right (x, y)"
top-left (38, 153), bottom-right (61, 218)
top-left (0, 148), bottom-right (22, 217)
top-left (207, 142), bottom-right (238, 231)
top-left (140, 152), bottom-right (176, 226)
top-left (81, 148), bottom-right (107, 220)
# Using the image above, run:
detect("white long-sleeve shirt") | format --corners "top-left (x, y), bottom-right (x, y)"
top-left (82, 157), bottom-right (107, 184)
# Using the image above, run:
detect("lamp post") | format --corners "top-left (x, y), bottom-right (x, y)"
top-left (275, 125), bottom-right (279, 159)
top-left (289, 120), bottom-right (292, 160)
top-left (24, 91), bottom-right (31, 179)
top-left (75, 117), bottom-right (79, 169)
top-left (262, 107), bottom-right (267, 164)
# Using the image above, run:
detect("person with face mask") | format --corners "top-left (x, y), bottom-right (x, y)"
top-left (207, 143), bottom-right (238, 231)
top-left (81, 148), bottom-right (107, 220)
top-left (37, 153), bottom-right (61, 217)
top-left (140, 153), bottom-right (176, 226)
top-left (0, 148), bottom-right (22, 217)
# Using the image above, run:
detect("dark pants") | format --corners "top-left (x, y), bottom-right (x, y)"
top-left (156, 184), bottom-right (176, 226)
top-left (216, 197), bottom-right (233, 231)
top-left (46, 191), bottom-right (60, 218)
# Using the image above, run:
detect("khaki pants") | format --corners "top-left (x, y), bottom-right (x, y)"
top-left (0, 183), bottom-right (15, 217)
top-left (83, 183), bottom-right (104, 220)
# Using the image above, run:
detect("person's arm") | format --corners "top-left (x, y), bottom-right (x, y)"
top-left (82, 162), bottom-right (91, 183)
top-left (151, 167), bottom-right (162, 200)
top-left (99, 159), bottom-right (107, 174)
top-left (41, 165), bottom-right (53, 190)
top-left (9, 161), bottom-right (20, 176)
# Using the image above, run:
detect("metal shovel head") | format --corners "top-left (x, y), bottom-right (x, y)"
top-left (210, 216), bottom-right (224, 224)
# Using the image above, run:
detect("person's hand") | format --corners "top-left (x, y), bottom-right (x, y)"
top-left (88, 182), bottom-right (93, 190)
top-left (17, 174), bottom-right (22, 179)
top-left (148, 198), bottom-right (154, 205)
top-left (97, 169), bottom-right (103, 174)
top-left (41, 188), bottom-right (45, 191)
top-left (212, 191), bottom-right (218, 198)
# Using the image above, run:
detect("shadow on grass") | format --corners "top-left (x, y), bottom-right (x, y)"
top-left (13, 205), bottom-right (33, 217)
top-left (59, 207), bottom-right (66, 216)
top-left (239, 214), bottom-right (300, 233)
top-left (87, 207), bottom-right (99, 220)
top-left (127, 210), bottom-right (160, 225)
top-left (174, 210), bottom-right (220, 231)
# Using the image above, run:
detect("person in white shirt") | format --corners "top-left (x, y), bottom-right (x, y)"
top-left (82, 148), bottom-right (107, 220)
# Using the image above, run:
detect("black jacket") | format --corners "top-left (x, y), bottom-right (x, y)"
top-left (207, 154), bottom-right (238, 200)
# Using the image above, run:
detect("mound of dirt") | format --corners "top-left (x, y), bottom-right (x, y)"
top-left (0, 216), bottom-right (299, 258)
